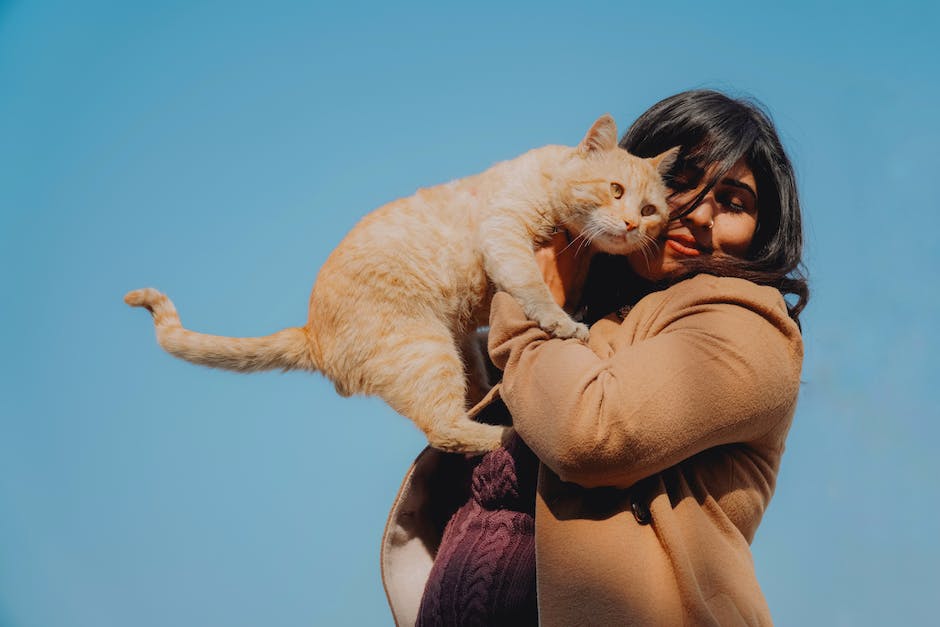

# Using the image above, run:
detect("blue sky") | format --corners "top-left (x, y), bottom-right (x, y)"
top-left (2, 1), bottom-right (938, 625)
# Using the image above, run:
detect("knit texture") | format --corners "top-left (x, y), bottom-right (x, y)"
top-left (416, 435), bottom-right (539, 626)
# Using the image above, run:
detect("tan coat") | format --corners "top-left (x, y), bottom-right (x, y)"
top-left (381, 275), bottom-right (803, 626)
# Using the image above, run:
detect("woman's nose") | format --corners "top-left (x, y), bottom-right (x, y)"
top-left (680, 197), bottom-right (715, 230)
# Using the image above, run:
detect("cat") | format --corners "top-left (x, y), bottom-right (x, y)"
top-left (125, 115), bottom-right (678, 454)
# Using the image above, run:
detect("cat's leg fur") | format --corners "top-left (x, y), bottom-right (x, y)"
top-left (479, 220), bottom-right (589, 341)
top-left (366, 319), bottom-right (510, 454)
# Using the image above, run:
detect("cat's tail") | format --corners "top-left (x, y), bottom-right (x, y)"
top-left (124, 288), bottom-right (320, 373)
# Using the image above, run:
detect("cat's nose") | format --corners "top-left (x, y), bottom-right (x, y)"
top-left (624, 220), bottom-right (637, 232)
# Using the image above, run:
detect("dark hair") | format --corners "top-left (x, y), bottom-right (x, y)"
top-left (580, 89), bottom-right (809, 324)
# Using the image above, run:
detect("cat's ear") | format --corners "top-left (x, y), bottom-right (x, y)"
top-left (649, 146), bottom-right (681, 177)
top-left (578, 114), bottom-right (618, 155)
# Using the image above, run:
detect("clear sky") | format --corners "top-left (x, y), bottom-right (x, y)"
top-left (2, 1), bottom-right (938, 625)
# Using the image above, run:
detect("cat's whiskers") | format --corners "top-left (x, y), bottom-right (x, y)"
top-left (576, 234), bottom-right (594, 257)
top-left (638, 233), bottom-right (655, 267)
top-left (577, 223), bottom-right (605, 255)
top-left (572, 228), bottom-right (593, 255)
top-left (555, 231), bottom-right (588, 258)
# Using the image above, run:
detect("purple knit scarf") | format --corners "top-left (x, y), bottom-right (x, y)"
top-left (416, 435), bottom-right (539, 626)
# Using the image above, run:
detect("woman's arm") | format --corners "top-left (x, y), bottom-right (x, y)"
top-left (533, 230), bottom-right (595, 313)
top-left (487, 276), bottom-right (803, 489)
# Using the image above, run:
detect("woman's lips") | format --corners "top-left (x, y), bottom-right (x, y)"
top-left (665, 233), bottom-right (703, 256)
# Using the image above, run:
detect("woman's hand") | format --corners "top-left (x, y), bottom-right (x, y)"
top-left (535, 230), bottom-right (595, 312)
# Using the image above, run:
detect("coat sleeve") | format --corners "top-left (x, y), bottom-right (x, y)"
top-left (487, 276), bottom-right (803, 489)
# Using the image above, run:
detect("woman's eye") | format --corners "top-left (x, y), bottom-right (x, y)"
top-left (641, 204), bottom-right (658, 217)
top-left (717, 193), bottom-right (747, 213)
top-left (610, 182), bottom-right (624, 199)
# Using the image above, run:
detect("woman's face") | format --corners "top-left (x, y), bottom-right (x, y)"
top-left (628, 157), bottom-right (759, 281)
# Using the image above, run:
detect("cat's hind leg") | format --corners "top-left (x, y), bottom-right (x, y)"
top-left (369, 320), bottom-right (511, 455)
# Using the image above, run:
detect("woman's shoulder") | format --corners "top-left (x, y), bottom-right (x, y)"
top-left (663, 273), bottom-right (788, 307)
top-left (634, 274), bottom-right (797, 331)
top-left (616, 274), bottom-right (803, 368)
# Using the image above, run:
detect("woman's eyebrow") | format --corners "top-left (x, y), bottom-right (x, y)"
top-left (720, 178), bottom-right (758, 202)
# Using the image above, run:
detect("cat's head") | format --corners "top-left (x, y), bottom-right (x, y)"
top-left (559, 115), bottom-right (678, 256)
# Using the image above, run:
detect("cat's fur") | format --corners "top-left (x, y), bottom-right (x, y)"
top-left (125, 115), bottom-right (677, 454)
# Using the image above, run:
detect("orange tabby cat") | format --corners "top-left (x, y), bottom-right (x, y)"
top-left (125, 115), bottom-right (677, 454)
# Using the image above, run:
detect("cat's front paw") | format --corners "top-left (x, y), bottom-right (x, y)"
top-left (537, 313), bottom-right (589, 341)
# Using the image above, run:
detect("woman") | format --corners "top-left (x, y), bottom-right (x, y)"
top-left (381, 90), bottom-right (807, 626)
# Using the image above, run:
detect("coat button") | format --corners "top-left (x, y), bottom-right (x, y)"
top-left (631, 500), bottom-right (651, 525)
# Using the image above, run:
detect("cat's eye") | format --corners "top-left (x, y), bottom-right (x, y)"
top-left (641, 204), bottom-right (658, 217)
top-left (610, 182), bottom-right (624, 199)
